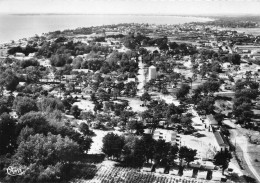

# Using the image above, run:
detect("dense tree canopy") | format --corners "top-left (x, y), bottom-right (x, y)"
top-left (102, 132), bottom-right (124, 159)
top-left (13, 96), bottom-right (38, 116)
top-left (0, 113), bottom-right (17, 155)
top-left (214, 149), bottom-right (232, 175)
top-left (13, 133), bottom-right (80, 166)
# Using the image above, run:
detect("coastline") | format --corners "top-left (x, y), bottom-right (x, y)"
top-left (0, 14), bottom-right (213, 44)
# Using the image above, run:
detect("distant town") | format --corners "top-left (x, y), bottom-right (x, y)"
top-left (1, 18), bottom-right (260, 183)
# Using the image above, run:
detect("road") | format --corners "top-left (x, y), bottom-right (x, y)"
top-left (136, 60), bottom-right (145, 96)
top-left (231, 128), bottom-right (260, 183)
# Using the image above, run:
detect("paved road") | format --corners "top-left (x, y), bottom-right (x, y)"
top-left (232, 129), bottom-right (260, 183)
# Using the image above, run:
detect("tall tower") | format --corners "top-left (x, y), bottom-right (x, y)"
top-left (148, 65), bottom-right (157, 81)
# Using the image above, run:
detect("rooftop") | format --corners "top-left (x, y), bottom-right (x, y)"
top-left (214, 131), bottom-right (229, 147)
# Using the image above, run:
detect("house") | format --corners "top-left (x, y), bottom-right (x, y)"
top-left (72, 69), bottom-right (92, 74)
top-left (214, 131), bottom-right (230, 151)
top-left (153, 129), bottom-right (178, 144)
top-left (62, 75), bottom-right (77, 81)
top-left (127, 78), bottom-right (136, 83)
top-left (15, 52), bottom-right (25, 57)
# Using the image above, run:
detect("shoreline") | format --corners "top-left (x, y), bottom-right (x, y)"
top-left (0, 14), bottom-right (213, 44)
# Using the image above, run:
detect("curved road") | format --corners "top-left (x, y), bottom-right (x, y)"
top-left (232, 129), bottom-right (260, 183)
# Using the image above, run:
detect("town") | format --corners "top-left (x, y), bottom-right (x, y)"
top-left (0, 19), bottom-right (260, 183)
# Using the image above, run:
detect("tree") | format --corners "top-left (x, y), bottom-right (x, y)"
top-left (140, 92), bottom-right (151, 106)
top-left (97, 89), bottom-right (110, 102)
top-left (102, 132), bottom-right (124, 159)
top-left (18, 112), bottom-right (49, 134)
top-left (228, 53), bottom-right (241, 65)
top-left (13, 133), bottom-right (80, 166)
top-left (0, 69), bottom-right (19, 92)
top-left (178, 146), bottom-right (197, 175)
top-left (141, 135), bottom-right (155, 163)
top-left (79, 123), bottom-right (93, 136)
top-left (153, 139), bottom-right (171, 166)
top-left (181, 146), bottom-right (197, 166)
top-left (243, 71), bottom-right (252, 82)
top-left (70, 105), bottom-right (81, 119)
top-left (196, 96), bottom-right (215, 115)
top-left (37, 97), bottom-right (64, 112)
top-left (0, 97), bottom-right (11, 115)
top-left (159, 42), bottom-right (169, 51)
top-left (126, 120), bottom-right (144, 134)
top-left (122, 136), bottom-right (146, 167)
top-left (169, 42), bottom-right (179, 50)
top-left (167, 145), bottom-right (179, 166)
top-left (214, 113), bottom-right (225, 125)
top-left (176, 84), bottom-right (190, 100)
top-left (16, 126), bottom-right (35, 145)
top-left (0, 113), bottom-right (17, 155)
top-left (13, 96), bottom-right (38, 116)
top-left (214, 149), bottom-right (232, 175)
top-left (202, 81), bottom-right (220, 93)
top-left (50, 54), bottom-right (70, 67)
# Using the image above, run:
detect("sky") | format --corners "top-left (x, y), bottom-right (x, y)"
top-left (0, 0), bottom-right (260, 15)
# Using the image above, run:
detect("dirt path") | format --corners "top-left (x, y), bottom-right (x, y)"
top-left (231, 128), bottom-right (260, 183)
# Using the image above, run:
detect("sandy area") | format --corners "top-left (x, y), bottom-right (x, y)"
top-left (118, 97), bottom-right (147, 113)
top-left (74, 99), bottom-right (94, 112)
top-left (180, 131), bottom-right (217, 159)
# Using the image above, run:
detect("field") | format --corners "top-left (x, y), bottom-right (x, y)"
top-left (80, 165), bottom-right (219, 183)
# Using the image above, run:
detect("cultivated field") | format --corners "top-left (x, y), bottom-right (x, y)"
top-left (81, 165), bottom-right (219, 183)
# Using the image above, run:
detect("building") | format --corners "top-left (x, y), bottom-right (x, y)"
top-left (15, 52), bottom-right (25, 57)
top-left (148, 65), bottom-right (157, 81)
top-left (214, 131), bottom-right (230, 151)
top-left (234, 45), bottom-right (260, 54)
top-left (153, 129), bottom-right (177, 144)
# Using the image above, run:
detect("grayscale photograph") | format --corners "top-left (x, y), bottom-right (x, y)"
top-left (0, 0), bottom-right (260, 182)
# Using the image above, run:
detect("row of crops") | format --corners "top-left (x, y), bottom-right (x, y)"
top-left (83, 166), bottom-right (218, 183)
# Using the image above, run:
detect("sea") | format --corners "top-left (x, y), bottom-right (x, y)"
top-left (0, 14), bottom-right (213, 44)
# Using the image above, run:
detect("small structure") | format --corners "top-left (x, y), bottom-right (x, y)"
top-left (142, 163), bottom-right (153, 172)
top-left (127, 77), bottom-right (136, 83)
top-left (153, 129), bottom-right (177, 144)
top-left (15, 52), bottom-right (25, 57)
top-left (214, 131), bottom-right (230, 151)
top-left (155, 166), bottom-right (165, 174)
top-left (148, 65), bottom-right (157, 81)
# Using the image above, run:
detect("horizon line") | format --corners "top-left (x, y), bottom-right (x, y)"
top-left (1, 13), bottom-right (260, 17)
